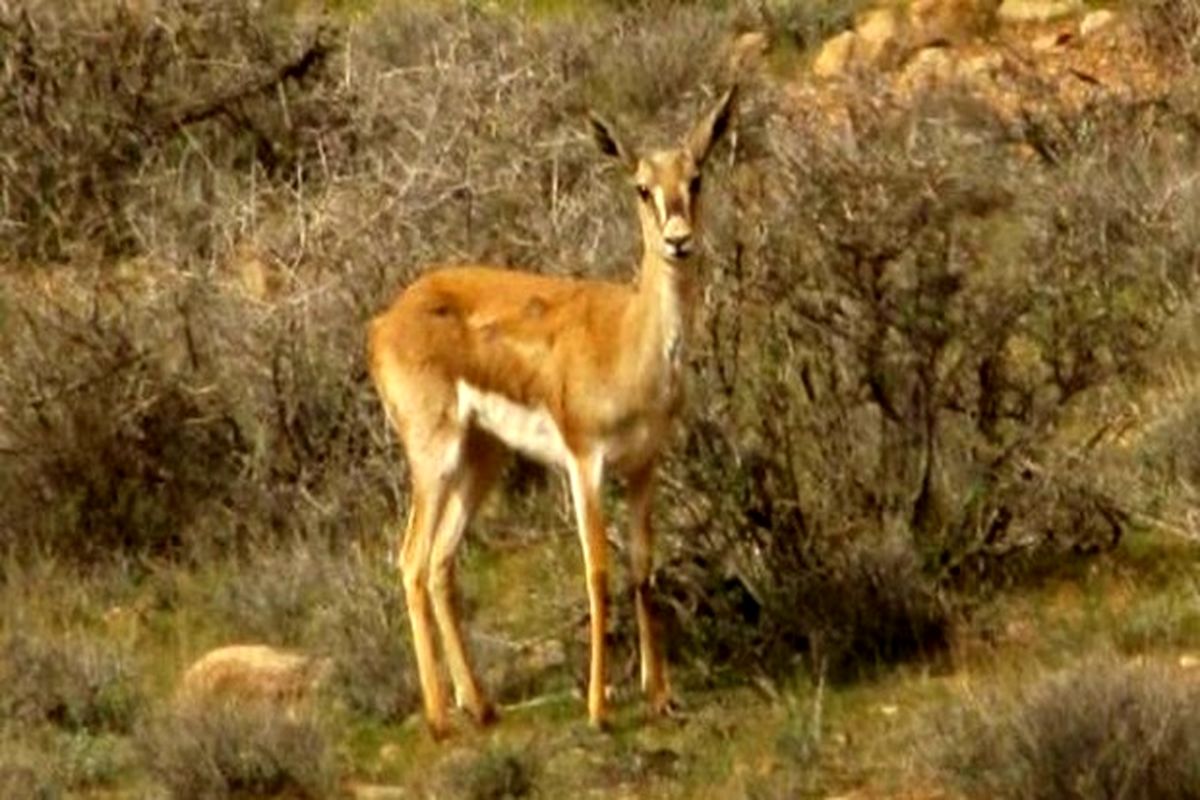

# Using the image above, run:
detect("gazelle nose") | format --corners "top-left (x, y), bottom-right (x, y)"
top-left (664, 232), bottom-right (693, 258)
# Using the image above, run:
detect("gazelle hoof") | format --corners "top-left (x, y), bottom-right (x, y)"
top-left (473, 701), bottom-right (499, 727)
top-left (649, 694), bottom-right (682, 719)
top-left (427, 718), bottom-right (453, 741)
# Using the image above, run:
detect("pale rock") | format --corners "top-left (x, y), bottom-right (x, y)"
top-left (910, 0), bottom-right (999, 44)
top-left (1033, 30), bottom-right (1073, 51)
top-left (813, 30), bottom-right (859, 78)
top-left (348, 784), bottom-right (408, 800)
top-left (855, 7), bottom-right (905, 66)
top-left (905, 46), bottom-right (958, 85)
top-left (728, 30), bottom-right (769, 75)
top-left (176, 644), bottom-right (331, 708)
top-left (959, 51), bottom-right (1006, 80)
top-left (1080, 9), bottom-right (1118, 37)
top-left (997, 0), bottom-right (1084, 24)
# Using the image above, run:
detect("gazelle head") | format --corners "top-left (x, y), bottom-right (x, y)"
top-left (589, 87), bottom-right (736, 265)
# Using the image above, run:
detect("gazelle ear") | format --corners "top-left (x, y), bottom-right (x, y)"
top-left (588, 112), bottom-right (637, 171)
top-left (686, 85), bottom-right (737, 166)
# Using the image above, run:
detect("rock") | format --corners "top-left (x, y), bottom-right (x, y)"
top-left (904, 46), bottom-right (958, 86)
top-left (348, 784), bottom-right (408, 800)
top-left (997, 0), bottom-right (1084, 24)
top-left (910, 0), bottom-right (999, 44)
top-left (1080, 9), bottom-right (1118, 38)
top-left (855, 7), bottom-right (905, 66)
top-left (728, 30), bottom-right (769, 75)
top-left (959, 51), bottom-right (1006, 80)
top-left (812, 30), bottom-right (859, 78)
top-left (1033, 30), bottom-right (1074, 51)
top-left (176, 644), bottom-right (331, 708)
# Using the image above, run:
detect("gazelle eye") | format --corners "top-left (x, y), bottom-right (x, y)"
top-left (636, 185), bottom-right (651, 202)
top-left (689, 175), bottom-right (702, 195)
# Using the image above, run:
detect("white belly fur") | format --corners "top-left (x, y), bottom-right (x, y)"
top-left (456, 381), bottom-right (570, 466)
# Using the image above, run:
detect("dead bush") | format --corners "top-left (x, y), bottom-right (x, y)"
top-left (0, 277), bottom-right (244, 559)
top-left (662, 82), bottom-right (1199, 678)
top-left (182, 541), bottom-right (420, 722)
top-left (659, 529), bottom-right (951, 682)
top-left (939, 659), bottom-right (1200, 799)
top-left (1136, 0), bottom-right (1200, 66)
top-left (0, 0), bottom-right (348, 262)
top-left (306, 551), bottom-right (421, 721)
top-left (0, 1), bottom-right (735, 565)
top-left (445, 746), bottom-right (538, 800)
top-left (138, 702), bottom-right (339, 800)
top-left (0, 631), bottom-right (140, 734)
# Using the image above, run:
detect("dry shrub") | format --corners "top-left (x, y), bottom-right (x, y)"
top-left (0, 275), bottom-right (245, 559)
top-left (662, 80), bottom-right (1200, 679)
top-left (445, 746), bottom-right (538, 800)
top-left (0, 757), bottom-right (58, 800)
top-left (138, 702), bottom-right (339, 800)
top-left (1136, 0), bottom-right (1200, 65)
top-left (0, 631), bottom-right (140, 735)
top-left (306, 551), bottom-right (421, 721)
top-left (757, 0), bottom-right (871, 51)
top-left (0, 0), bottom-right (737, 565)
top-left (0, 0), bottom-right (347, 262)
top-left (182, 542), bottom-right (420, 721)
top-left (939, 659), bottom-right (1200, 799)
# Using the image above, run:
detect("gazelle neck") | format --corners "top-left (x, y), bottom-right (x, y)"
top-left (631, 247), bottom-right (696, 385)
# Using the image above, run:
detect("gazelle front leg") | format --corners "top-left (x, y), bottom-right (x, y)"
top-left (628, 464), bottom-right (672, 715)
top-left (566, 452), bottom-right (610, 728)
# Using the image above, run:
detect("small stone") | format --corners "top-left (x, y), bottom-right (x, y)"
top-left (813, 31), bottom-right (858, 78)
top-left (959, 52), bottom-right (1005, 80)
top-left (1080, 9), bottom-right (1117, 38)
top-left (855, 7), bottom-right (905, 66)
top-left (997, 0), bottom-right (1084, 24)
top-left (1033, 30), bottom-right (1074, 51)
top-left (905, 46), bottom-right (958, 85)
top-left (728, 31), bottom-right (769, 75)
top-left (910, 0), bottom-right (999, 44)
top-left (348, 786), bottom-right (407, 800)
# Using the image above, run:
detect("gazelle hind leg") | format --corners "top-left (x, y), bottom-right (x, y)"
top-left (399, 430), bottom-right (463, 738)
top-left (428, 431), bottom-right (508, 726)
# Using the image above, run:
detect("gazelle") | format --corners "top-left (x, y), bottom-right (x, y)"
top-left (368, 87), bottom-right (735, 737)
